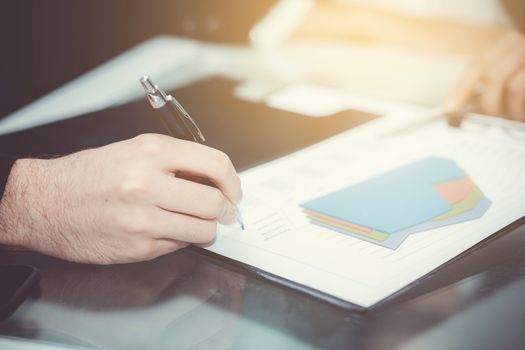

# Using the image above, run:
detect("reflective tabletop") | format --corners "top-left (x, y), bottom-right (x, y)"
top-left (1, 221), bottom-right (525, 350)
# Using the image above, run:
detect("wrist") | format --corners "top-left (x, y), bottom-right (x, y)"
top-left (0, 158), bottom-right (55, 250)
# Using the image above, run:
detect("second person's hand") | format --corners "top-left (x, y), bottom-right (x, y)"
top-left (445, 30), bottom-right (525, 122)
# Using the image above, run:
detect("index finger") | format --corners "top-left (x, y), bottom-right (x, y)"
top-left (444, 59), bottom-right (485, 115)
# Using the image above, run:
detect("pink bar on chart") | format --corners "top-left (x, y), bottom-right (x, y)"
top-left (434, 177), bottom-right (474, 204)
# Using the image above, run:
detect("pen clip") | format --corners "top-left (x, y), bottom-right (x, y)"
top-left (168, 96), bottom-right (206, 143)
top-left (140, 76), bottom-right (205, 143)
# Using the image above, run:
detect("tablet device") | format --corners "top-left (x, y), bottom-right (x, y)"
top-left (0, 264), bottom-right (40, 321)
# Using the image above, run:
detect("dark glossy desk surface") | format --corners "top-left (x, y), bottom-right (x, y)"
top-left (1, 78), bottom-right (525, 350)
top-left (1, 223), bottom-right (525, 350)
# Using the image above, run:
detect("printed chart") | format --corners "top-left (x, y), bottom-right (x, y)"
top-left (302, 157), bottom-right (491, 249)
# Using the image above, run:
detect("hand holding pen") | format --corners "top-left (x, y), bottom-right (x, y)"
top-left (0, 78), bottom-right (243, 266)
top-left (140, 76), bottom-right (245, 230)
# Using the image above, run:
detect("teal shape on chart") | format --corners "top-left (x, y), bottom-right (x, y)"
top-left (301, 157), bottom-right (465, 233)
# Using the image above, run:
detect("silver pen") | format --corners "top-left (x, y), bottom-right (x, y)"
top-left (140, 76), bottom-right (245, 230)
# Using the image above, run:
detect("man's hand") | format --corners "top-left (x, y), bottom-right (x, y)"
top-left (445, 30), bottom-right (525, 122)
top-left (0, 134), bottom-right (242, 264)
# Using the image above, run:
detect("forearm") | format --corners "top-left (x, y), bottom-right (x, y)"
top-left (0, 134), bottom-right (242, 264)
top-left (0, 156), bottom-right (88, 261)
top-left (0, 159), bottom-right (45, 249)
top-left (0, 156), bottom-right (21, 246)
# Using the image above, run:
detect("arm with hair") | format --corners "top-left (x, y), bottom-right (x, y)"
top-left (0, 134), bottom-right (242, 264)
top-left (0, 155), bottom-right (17, 240)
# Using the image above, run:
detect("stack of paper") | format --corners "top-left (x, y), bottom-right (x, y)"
top-left (302, 157), bottom-right (491, 249)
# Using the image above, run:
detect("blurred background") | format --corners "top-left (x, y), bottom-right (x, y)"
top-left (2, 0), bottom-right (523, 119)
top-left (1, 0), bottom-right (524, 138)
top-left (0, 0), bottom-right (275, 117)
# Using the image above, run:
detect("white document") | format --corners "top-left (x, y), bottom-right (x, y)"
top-left (208, 119), bottom-right (525, 308)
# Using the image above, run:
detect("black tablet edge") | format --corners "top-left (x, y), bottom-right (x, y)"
top-left (188, 215), bottom-right (525, 313)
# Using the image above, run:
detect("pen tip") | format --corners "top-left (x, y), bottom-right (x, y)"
top-left (235, 206), bottom-right (245, 231)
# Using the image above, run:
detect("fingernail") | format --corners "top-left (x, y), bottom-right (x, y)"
top-left (222, 202), bottom-right (237, 225)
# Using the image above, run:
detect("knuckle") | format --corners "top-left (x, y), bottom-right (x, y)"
top-left (134, 133), bottom-right (165, 155)
top-left (117, 176), bottom-right (149, 200)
